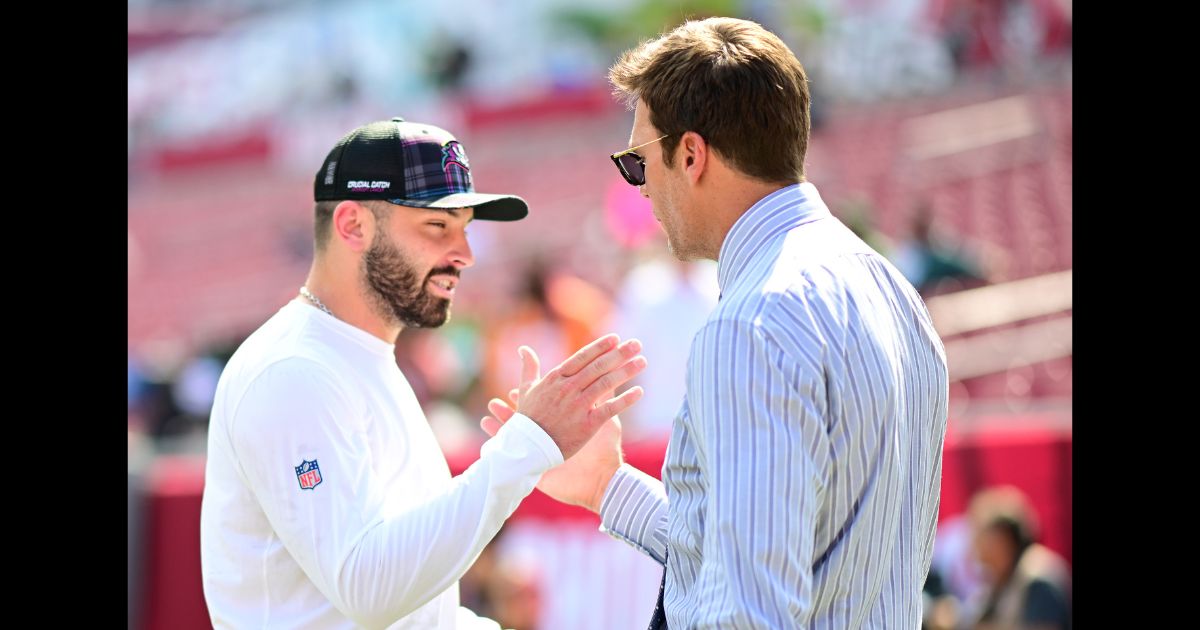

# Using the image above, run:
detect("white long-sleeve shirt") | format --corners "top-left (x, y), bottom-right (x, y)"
top-left (200, 300), bottom-right (562, 629)
top-left (599, 183), bottom-right (949, 628)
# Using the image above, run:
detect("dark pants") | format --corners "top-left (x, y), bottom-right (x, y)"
top-left (648, 556), bottom-right (667, 630)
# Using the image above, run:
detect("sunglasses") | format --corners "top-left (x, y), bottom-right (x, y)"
top-left (610, 134), bottom-right (670, 186)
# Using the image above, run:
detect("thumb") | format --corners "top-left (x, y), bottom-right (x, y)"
top-left (518, 346), bottom-right (541, 393)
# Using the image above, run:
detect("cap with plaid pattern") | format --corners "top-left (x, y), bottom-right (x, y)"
top-left (314, 117), bottom-right (528, 221)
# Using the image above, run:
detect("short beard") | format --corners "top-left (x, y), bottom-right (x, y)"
top-left (362, 231), bottom-right (457, 329)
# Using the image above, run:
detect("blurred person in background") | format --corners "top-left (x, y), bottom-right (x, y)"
top-left (893, 202), bottom-right (990, 297)
top-left (457, 523), bottom-right (543, 630)
top-left (484, 17), bottom-right (949, 628)
top-left (607, 250), bottom-right (718, 439)
top-left (838, 196), bottom-right (897, 260)
top-left (963, 486), bottom-right (1071, 630)
top-left (487, 551), bottom-right (543, 630)
top-left (481, 261), bottom-right (603, 409)
top-left (199, 117), bottom-right (647, 629)
top-left (922, 511), bottom-right (988, 630)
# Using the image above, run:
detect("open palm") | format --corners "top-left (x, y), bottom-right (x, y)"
top-left (482, 383), bottom-right (627, 514)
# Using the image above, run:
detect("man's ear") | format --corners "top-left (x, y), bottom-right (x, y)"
top-left (679, 131), bottom-right (708, 185)
top-left (332, 200), bottom-right (372, 252)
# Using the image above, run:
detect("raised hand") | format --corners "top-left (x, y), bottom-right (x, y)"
top-left (481, 335), bottom-right (642, 513)
top-left (505, 334), bottom-right (644, 461)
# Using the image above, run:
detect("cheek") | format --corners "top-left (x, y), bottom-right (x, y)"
top-left (660, 179), bottom-right (683, 218)
top-left (406, 233), bottom-right (442, 263)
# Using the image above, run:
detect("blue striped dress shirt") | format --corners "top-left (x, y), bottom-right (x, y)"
top-left (600, 183), bottom-right (949, 628)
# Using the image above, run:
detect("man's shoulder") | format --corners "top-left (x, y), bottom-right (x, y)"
top-left (214, 352), bottom-right (357, 450)
top-left (714, 267), bottom-right (825, 336)
top-left (224, 306), bottom-right (348, 383)
top-left (694, 291), bottom-right (821, 360)
top-left (1019, 545), bottom-right (1072, 586)
top-left (216, 317), bottom-right (350, 419)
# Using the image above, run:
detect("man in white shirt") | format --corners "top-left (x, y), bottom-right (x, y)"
top-left (200, 117), bottom-right (647, 629)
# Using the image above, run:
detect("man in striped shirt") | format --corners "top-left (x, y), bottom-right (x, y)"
top-left (485, 17), bottom-right (948, 628)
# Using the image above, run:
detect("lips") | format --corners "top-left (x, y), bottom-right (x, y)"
top-left (427, 275), bottom-right (458, 299)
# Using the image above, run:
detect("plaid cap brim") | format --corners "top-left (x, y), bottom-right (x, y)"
top-left (387, 192), bottom-right (528, 221)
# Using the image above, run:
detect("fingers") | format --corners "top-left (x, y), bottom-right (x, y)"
top-left (518, 346), bottom-right (541, 392)
top-left (487, 397), bottom-right (517, 422)
top-left (482, 395), bottom-right (518, 437)
top-left (480, 416), bottom-right (502, 436)
top-left (591, 386), bottom-right (644, 420)
top-left (556, 334), bottom-right (619, 377)
top-left (577, 339), bottom-right (642, 393)
top-left (581, 355), bottom-right (647, 401)
top-left (507, 388), bottom-right (520, 406)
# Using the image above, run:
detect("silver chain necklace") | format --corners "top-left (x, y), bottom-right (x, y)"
top-left (299, 286), bottom-right (334, 318)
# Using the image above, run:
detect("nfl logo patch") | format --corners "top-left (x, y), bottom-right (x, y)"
top-left (295, 459), bottom-right (322, 490)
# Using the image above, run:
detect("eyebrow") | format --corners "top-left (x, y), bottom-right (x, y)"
top-left (425, 208), bottom-right (474, 223)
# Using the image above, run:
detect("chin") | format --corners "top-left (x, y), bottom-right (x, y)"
top-left (426, 305), bottom-right (453, 328)
top-left (665, 236), bottom-right (698, 262)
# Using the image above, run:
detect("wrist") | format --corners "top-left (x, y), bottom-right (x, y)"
top-left (587, 461), bottom-right (622, 515)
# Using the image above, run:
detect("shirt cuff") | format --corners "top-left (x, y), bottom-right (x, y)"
top-left (496, 412), bottom-right (564, 469)
top-left (598, 463), bottom-right (669, 564)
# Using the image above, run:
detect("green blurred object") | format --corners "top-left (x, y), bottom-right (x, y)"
top-left (552, 0), bottom-right (745, 54)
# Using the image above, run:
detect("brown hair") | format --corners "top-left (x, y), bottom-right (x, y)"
top-left (609, 17), bottom-right (810, 183)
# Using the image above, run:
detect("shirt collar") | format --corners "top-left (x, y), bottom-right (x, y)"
top-left (717, 182), bottom-right (830, 296)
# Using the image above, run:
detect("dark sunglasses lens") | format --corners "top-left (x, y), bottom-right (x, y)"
top-left (617, 153), bottom-right (645, 186)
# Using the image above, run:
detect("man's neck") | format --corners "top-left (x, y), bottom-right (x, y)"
top-left (703, 178), bottom-right (798, 260)
top-left (303, 265), bottom-right (402, 344)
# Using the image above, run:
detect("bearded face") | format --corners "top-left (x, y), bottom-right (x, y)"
top-left (362, 228), bottom-right (458, 329)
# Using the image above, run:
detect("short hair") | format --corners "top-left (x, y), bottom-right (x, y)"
top-left (609, 17), bottom-right (810, 183)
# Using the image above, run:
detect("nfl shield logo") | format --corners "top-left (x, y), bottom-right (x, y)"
top-left (295, 459), bottom-right (322, 490)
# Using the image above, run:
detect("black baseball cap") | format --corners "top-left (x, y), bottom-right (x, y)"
top-left (314, 117), bottom-right (528, 221)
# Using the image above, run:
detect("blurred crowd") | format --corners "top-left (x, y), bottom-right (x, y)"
top-left (923, 486), bottom-right (1071, 630)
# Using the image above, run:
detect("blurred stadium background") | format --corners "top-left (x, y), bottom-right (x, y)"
top-left (128, 0), bottom-right (1071, 627)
